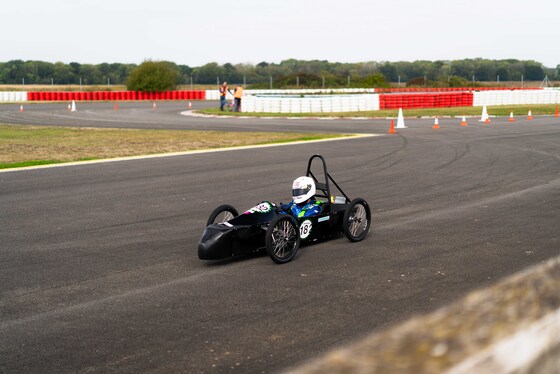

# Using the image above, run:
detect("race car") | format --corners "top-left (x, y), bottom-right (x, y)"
top-left (198, 155), bottom-right (371, 264)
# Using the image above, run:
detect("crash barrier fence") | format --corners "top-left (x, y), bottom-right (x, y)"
top-left (0, 91), bottom-right (27, 102)
top-left (204, 88), bottom-right (376, 101)
top-left (473, 89), bottom-right (560, 106)
top-left (379, 92), bottom-right (474, 109)
top-left (3, 88), bottom-right (560, 111)
top-left (242, 94), bottom-right (380, 113)
top-left (23, 90), bottom-right (206, 102)
top-left (375, 86), bottom-right (543, 93)
top-left (233, 89), bottom-right (560, 113)
top-left (290, 256), bottom-right (560, 374)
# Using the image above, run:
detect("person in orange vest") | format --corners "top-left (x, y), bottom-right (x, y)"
top-left (219, 81), bottom-right (232, 111)
top-left (233, 84), bottom-right (244, 112)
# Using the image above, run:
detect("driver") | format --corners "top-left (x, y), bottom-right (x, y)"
top-left (282, 176), bottom-right (323, 218)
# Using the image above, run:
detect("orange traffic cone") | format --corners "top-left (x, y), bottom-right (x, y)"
top-left (153, 102), bottom-right (157, 110)
top-left (508, 112), bottom-right (515, 122)
top-left (114, 103), bottom-right (119, 110)
top-left (188, 101), bottom-right (192, 109)
top-left (67, 103), bottom-right (71, 111)
top-left (460, 115), bottom-right (468, 126)
top-left (388, 119), bottom-right (396, 134)
top-left (432, 117), bottom-right (440, 129)
top-left (484, 117), bottom-right (491, 124)
top-left (19, 105), bottom-right (23, 112)
top-left (527, 110), bottom-right (533, 120)
top-left (555, 106), bottom-right (559, 117)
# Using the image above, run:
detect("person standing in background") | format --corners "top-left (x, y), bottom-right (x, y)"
top-left (219, 81), bottom-right (232, 111)
top-left (233, 84), bottom-right (244, 112)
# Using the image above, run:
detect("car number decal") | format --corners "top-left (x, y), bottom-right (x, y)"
top-left (300, 220), bottom-right (312, 239)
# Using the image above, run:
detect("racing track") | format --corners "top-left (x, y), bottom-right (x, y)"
top-left (1, 102), bottom-right (559, 373)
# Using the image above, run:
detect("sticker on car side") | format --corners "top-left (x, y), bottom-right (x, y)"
top-left (300, 219), bottom-right (312, 239)
top-left (244, 202), bottom-right (272, 214)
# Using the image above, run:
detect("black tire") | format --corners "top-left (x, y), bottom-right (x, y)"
top-left (343, 198), bottom-right (371, 242)
top-left (266, 215), bottom-right (300, 264)
top-left (206, 204), bottom-right (238, 226)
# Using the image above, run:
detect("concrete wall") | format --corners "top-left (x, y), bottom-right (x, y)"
top-left (288, 256), bottom-right (560, 373)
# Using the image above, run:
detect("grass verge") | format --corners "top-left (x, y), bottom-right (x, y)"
top-left (0, 124), bottom-right (346, 169)
top-left (199, 104), bottom-right (560, 118)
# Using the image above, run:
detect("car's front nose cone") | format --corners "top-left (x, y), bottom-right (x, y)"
top-left (198, 224), bottom-right (234, 260)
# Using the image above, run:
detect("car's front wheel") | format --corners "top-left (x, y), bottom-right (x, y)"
top-left (206, 204), bottom-right (238, 226)
top-left (266, 215), bottom-right (300, 264)
top-left (343, 198), bottom-right (371, 242)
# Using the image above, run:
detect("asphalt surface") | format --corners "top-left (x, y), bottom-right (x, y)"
top-left (1, 102), bottom-right (559, 373)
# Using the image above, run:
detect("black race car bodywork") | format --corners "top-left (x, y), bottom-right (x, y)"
top-left (198, 155), bottom-right (371, 264)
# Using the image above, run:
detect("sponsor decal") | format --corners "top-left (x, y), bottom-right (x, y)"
top-left (318, 216), bottom-right (330, 223)
top-left (244, 202), bottom-right (272, 214)
top-left (300, 219), bottom-right (312, 239)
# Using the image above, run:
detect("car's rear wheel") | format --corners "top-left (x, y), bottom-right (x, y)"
top-left (343, 198), bottom-right (371, 242)
top-left (207, 204), bottom-right (238, 226)
top-left (266, 215), bottom-right (300, 264)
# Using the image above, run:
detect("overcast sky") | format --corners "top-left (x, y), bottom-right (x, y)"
top-left (2, 0), bottom-right (559, 67)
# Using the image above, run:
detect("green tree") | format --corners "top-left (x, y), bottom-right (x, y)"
top-left (79, 64), bottom-right (102, 85)
top-left (475, 60), bottom-right (496, 81)
top-left (450, 59), bottom-right (476, 80)
top-left (360, 73), bottom-right (388, 88)
top-left (495, 61), bottom-right (510, 81)
top-left (53, 62), bottom-right (74, 84)
top-left (379, 63), bottom-right (398, 82)
top-left (126, 60), bottom-right (179, 92)
top-left (448, 75), bottom-right (470, 87)
top-left (523, 61), bottom-right (544, 80)
top-left (191, 62), bottom-right (224, 84)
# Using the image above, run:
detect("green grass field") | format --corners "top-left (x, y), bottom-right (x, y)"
top-left (0, 124), bottom-right (345, 169)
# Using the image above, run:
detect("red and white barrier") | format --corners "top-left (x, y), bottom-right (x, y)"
top-left (24, 90), bottom-right (206, 102)
top-left (4, 87), bottom-right (559, 113)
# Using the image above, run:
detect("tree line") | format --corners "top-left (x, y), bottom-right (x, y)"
top-left (0, 58), bottom-right (557, 88)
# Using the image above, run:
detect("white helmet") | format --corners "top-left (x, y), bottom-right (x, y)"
top-left (292, 176), bottom-right (316, 204)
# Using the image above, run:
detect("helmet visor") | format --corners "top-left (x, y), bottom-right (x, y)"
top-left (293, 187), bottom-right (311, 197)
